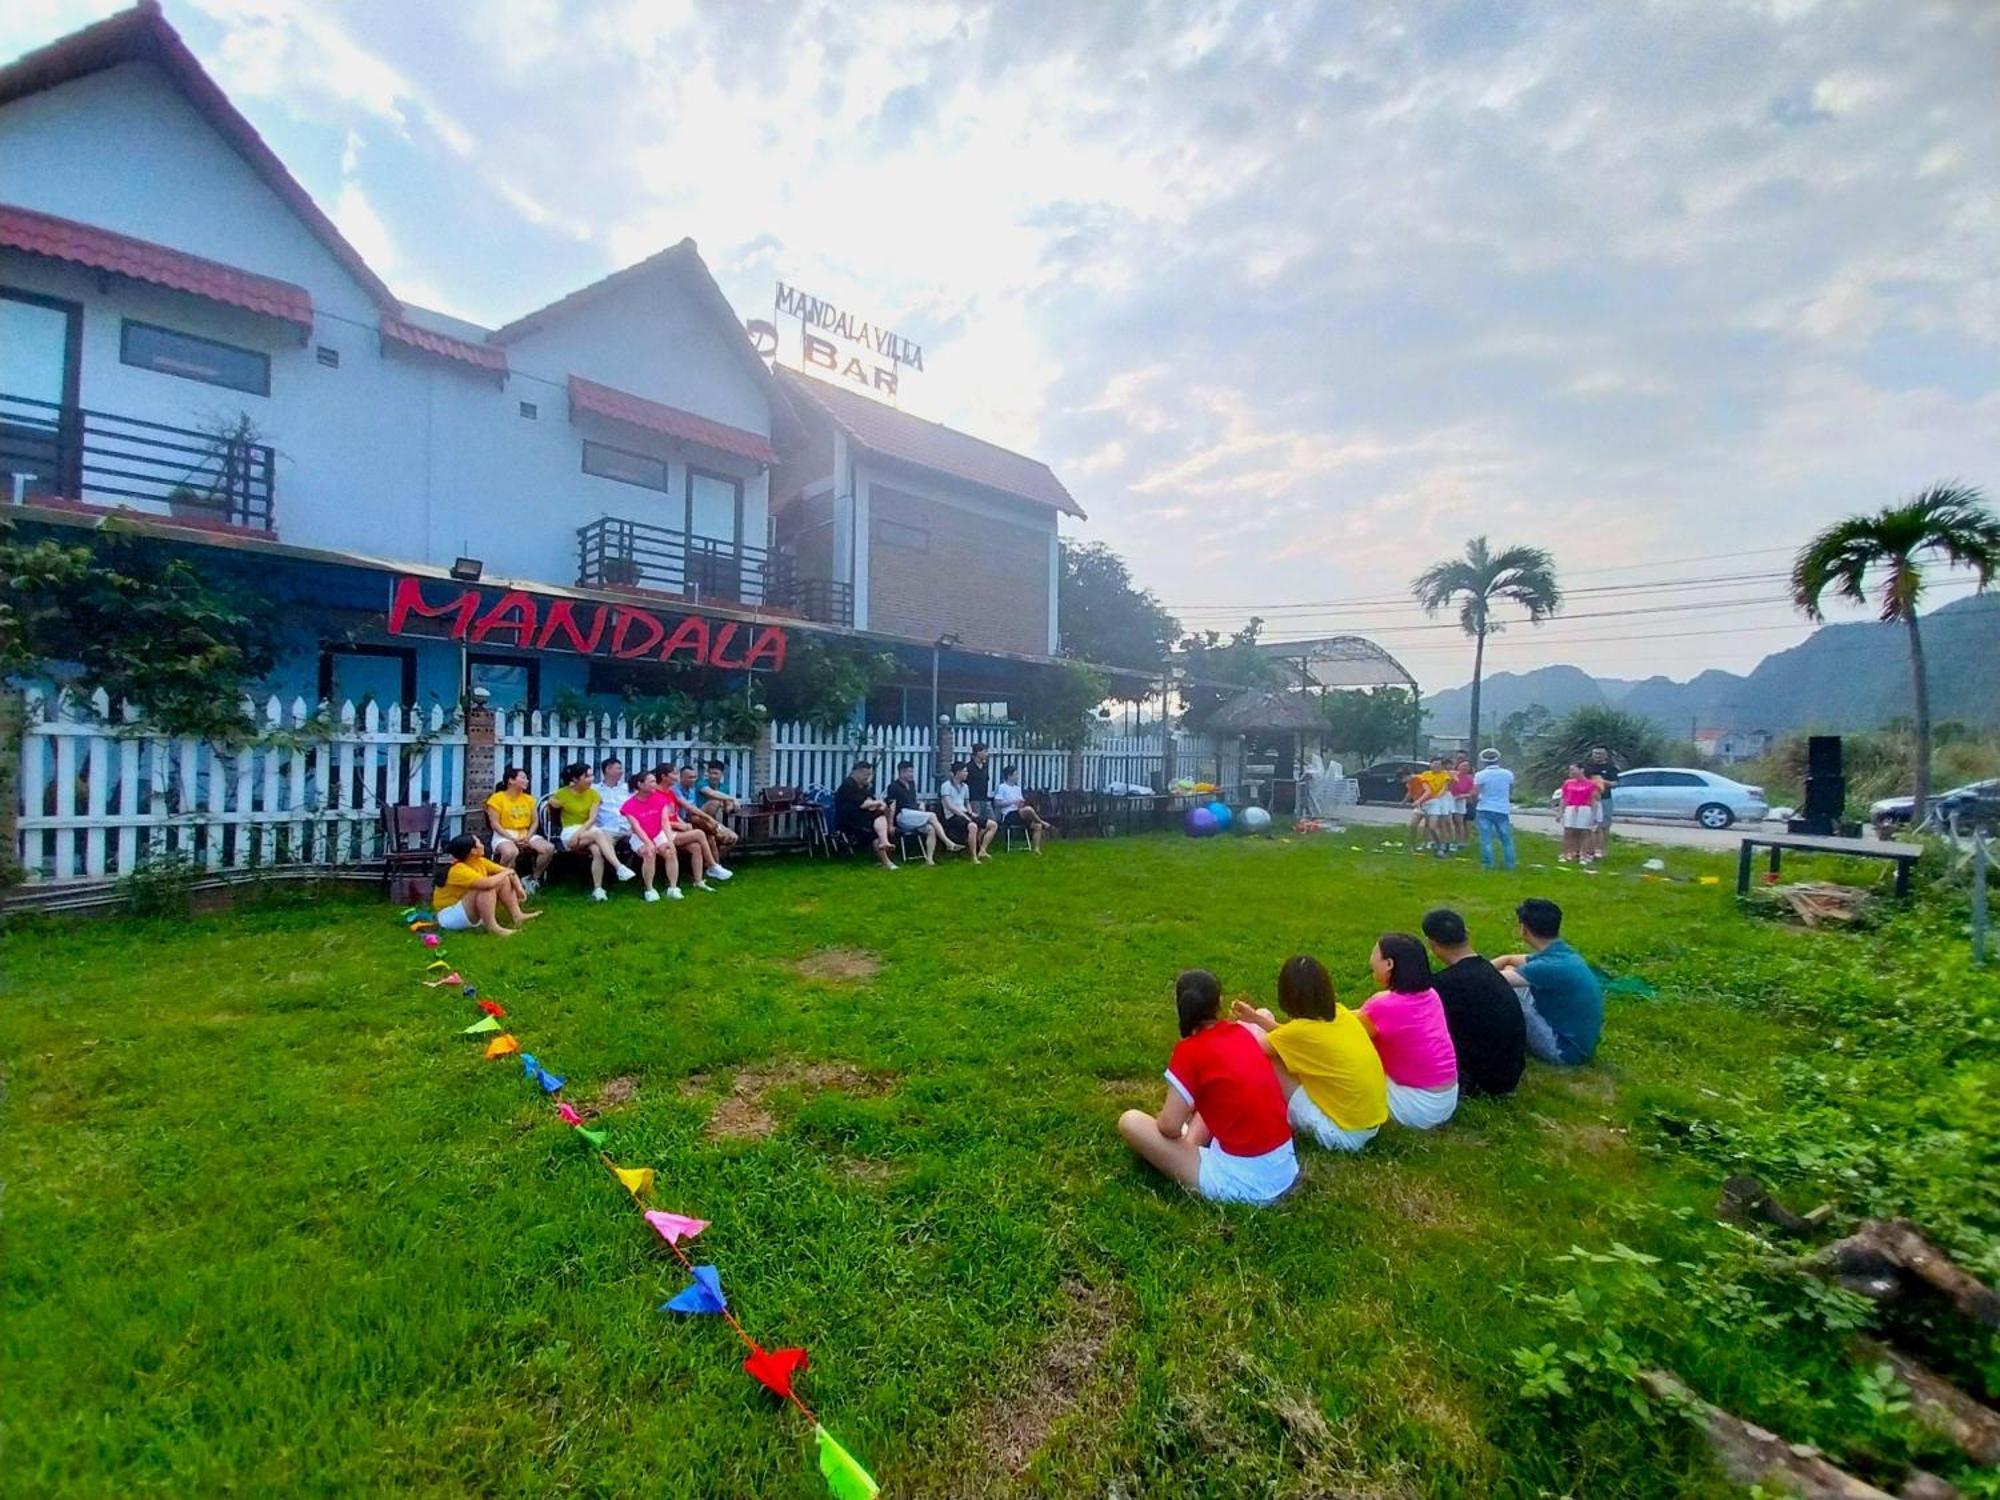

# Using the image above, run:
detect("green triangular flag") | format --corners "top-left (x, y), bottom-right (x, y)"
top-left (576, 1126), bottom-right (608, 1148)
top-left (462, 1015), bottom-right (503, 1035)
top-left (816, 1425), bottom-right (878, 1500)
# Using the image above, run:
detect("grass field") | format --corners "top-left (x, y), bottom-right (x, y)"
top-left (3, 830), bottom-right (1994, 1498)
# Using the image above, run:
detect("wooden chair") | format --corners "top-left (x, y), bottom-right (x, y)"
top-left (379, 802), bottom-right (443, 906)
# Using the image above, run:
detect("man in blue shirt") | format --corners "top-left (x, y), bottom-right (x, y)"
top-left (1492, 898), bottom-right (1604, 1064)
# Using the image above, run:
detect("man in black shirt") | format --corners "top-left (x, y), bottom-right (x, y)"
top-left (833, 761), bottom-right (896, 870)
top-left (1420, 907), bottom-right (1526, 1097)
top-left (884, 759), bottom-right (959, 865)
top-left (1585, 746), bottom-right (1620, 862)
top-left (965, 743), bottom-right (993, 817)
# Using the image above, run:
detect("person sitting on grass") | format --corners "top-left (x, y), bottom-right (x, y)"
top-left (1357, 933), bottom-right (1459, 1129)
top-left (885, 759), bottom-right (959, 865)
top-left (484, 766), bottom-right (554, 893)
top-left (668, 765), bottom-right (735, 881)
top-left (1232, 954), bottom-right (1387, 1152)
top-left (834, 760), bottom-right (898, 870)
top-left (1557, 763), bottom-right (1600, 865)
top-left (550, 760), bottom-right (635, 901)
top-left (433, 832), bottom-right (540, 935)
top-left (938, 761), bottom-right (998, 862)
top-left (992, 763), bottom-right (1048, 853)
top-left (1117, 968), bottom-right (1298, 1204)
top-left (694, 759), bottom-right (739, 820)
top-left (1420, 907), bottom-right (1526, 1098)
top-left (1492, 898), bottom-right (1605, 1066)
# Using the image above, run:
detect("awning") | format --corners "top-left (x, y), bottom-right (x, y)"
top-left (381, 315), bottom-right (509, 377)
top-left (568, 374), bottom-right (777, 465)
top-left (0, 202), bottom-right (313, 331)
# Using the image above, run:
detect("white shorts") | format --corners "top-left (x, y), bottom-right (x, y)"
top-left (1423, 796), bottom-right (1454, 817)
top-left (895, 809), bottom-right (930, 832)
top-left (1561, 805), bottom-right (1596, 831)
top-left (560, 823), bottom-right (595, 849)
top-left (1194, 1138), bottom-right (1299, 1204)
top-left (1385, 1079), bottom-right (1459, 1130)
top-left (1287, 1089), bottom-right (1380, 1152)
top-left (435, 900), bottom-right (475, 932)
top-left (1452, 795), bottom-right (1469, 814)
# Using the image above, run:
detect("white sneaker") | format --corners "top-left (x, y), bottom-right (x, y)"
top-left (693, 881), bottom-right (715, 892)
top-left (707, 865), bottom-right (733, 881)
top-left (522, 877), bottom-right (539, 895)
top-left (613, 862), bottom-right (636, 881)
top-left (643, 888), bottom-right (660, 903)
top-left (591, 888), bottom-right (608, 902)
top-left (667, 887), bottom-right (685, 900)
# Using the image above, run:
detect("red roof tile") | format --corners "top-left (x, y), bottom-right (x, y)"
top-left (380, 315), bottom-right (509, 376)
top-left (568, 375), bottom-right (777, 465)
top-left (778, 369), bottom-right (1084, 518)
top-left (0, 202), bottom-right (313, 328)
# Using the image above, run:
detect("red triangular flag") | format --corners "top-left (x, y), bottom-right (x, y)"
top-left (477, 999), bottom-right (506, 1017)
top-left (743, 1342), bottom-right (809, 1399)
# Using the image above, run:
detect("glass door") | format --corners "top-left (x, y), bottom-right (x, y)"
top-left (0, 288), bottom-right (83, 500)
top-left (685, 468), bottom-right (745, 603)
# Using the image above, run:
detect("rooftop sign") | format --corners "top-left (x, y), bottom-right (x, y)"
top-left (749, 282), bottom-right (924, 398)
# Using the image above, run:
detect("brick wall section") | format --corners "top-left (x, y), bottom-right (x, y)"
top-left (867, 483), bottom-right (1049, 655)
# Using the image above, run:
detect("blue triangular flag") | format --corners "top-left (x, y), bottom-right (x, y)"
top-left (660, 1265), bottom-right (727, 1315)
top-left (521, 1053), bottom-right (539, 1078)
top-left (537, 1068), bottom-right (565, 1094)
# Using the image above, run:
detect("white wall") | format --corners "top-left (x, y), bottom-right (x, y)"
top-left (0, 62), bottom-right (776, 593)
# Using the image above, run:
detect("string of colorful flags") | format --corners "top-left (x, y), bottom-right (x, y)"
top-left (396, 906), bottom-right (881, 1499)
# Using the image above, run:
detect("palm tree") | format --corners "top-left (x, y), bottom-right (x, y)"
top-left (1791, 483), bottom-right (2000, 824)
top-left (1412, 537), bottom-right (1564, 750)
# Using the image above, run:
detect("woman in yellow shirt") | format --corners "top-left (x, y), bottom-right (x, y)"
top-left (1232, 954), bottom-right (1388, 1152)
top-left (433, 833), bottom-right (540, 935)
top-left (484, 766), bottom-right (555, 892)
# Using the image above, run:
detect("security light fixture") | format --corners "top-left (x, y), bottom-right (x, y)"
top-left (450, 556), bottom-right (483, 582)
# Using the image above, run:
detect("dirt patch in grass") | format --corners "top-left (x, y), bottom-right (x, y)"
top-left (1348, 1171), bottom-right (1472, 1232)
top-left (592, 1074), bottom-right (639, 1110)
top-left (1547, 1068), bottom-right (1617, 1106)
top-left (691, 1061), bottom-right (894, 1141)
top-left (973, 1278), bottom-right (1124, 1478)
top-left (788, 947), bottom-right (881, 984)
top-left (836, 1156), bottom-right (898, 1185)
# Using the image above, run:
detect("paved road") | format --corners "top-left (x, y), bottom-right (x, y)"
top-left (1334, 801), bottom-right (1751, 854)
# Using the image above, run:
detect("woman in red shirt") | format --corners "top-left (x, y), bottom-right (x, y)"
top-left (1117, 969), bottom-right (1299, 1204)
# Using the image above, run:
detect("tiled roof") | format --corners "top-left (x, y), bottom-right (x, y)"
top-left (491, 241), bottom-right (697, 344)
top-left (380, 315), bottom-right (509, 376)
top-left (568, 375), bottom-right (777, 465)
top-left (0, 202), bottom-right (313, 329)
top-left (779, 369), bottom-right (1085, 518)
top-left (0, 2), bottom-right (399, 314)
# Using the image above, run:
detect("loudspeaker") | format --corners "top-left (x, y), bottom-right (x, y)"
top-left (1807, 735), bottom-right (1843, 780)
top-left (1803, 776), bottom-right (1846, 818)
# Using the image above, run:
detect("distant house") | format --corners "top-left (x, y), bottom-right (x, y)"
top-left (1693, 728), bottom-right (1772, 763)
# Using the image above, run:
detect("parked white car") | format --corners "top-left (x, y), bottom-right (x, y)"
top-left (1607, 767), bottom-right (1769, 829)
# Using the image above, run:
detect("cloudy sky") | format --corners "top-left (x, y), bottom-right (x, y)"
top-left (8, 0), bottom-right (1997, 689)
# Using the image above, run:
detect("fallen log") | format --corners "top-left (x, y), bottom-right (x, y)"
top-left (1858, 1339), bottom-right (2000, 1466)
top-left (1809, 1220), bottom-right (2000, 1328)
top-left (1641, 1370), bottom-right (1898, 1499)
top-left (1717, 1174), bottom-right (1833, 1239)
top-left (1898, 1474), bottom-right (1960, 1500)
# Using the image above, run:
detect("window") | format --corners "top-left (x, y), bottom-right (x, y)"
top-left (873, 517), bottom-right (929, 552)
top-left (1, 288), bottom-right (83, 497)
top-left (319, 645), bottom-right (416, 708)
top-left (1659, 772), bottom-right (1706, 787)
top-left (1617, 771), bottom-right (1659, 788)
top-left (468, 655), bottom-right (539, 712)
top-left (582, 440), bottom-right (668, 492)
top-left (519, 401), bottom-right (539, 419)
top-left (120, 320), bottom-right (270, 395)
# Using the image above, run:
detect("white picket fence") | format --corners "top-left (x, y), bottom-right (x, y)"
top-left (12, 692), bottom-right (1239, 887)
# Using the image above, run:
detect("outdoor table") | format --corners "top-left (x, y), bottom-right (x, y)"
top-left (1735, 830), bottom-right (1924, 899)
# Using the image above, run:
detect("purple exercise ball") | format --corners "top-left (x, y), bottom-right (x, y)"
top-left (1186, 806), bottom-right (1219, 838)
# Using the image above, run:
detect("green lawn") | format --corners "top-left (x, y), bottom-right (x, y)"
top-left (2, 832), bottom-right (1993, 1498)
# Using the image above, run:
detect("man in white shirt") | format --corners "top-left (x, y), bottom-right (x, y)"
top-left (1471, 748), bottom-right (1516, 871)
top-left (991, 762), bottom-right (1048, 853)
top-left (938, 761), bottom-right (997, 862)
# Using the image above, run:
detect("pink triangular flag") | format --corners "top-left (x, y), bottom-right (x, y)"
top-left (557, 1102), bottom-right (583, 1126)
top-left (643, 1210), bottom-right (708, 1247)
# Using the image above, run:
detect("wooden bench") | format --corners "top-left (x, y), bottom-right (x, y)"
top-left (1736, 830), bottom-right (1924, 899)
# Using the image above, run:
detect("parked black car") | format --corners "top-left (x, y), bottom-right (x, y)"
top-left (1354, 758), bottom-right (1432, 805)
top-left (1869, 778), bottom-right (2000, 838)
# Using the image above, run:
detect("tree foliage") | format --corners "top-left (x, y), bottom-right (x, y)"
top-left (1319, 687), bottom-right (1421, 762)
top-left (1016, 659), bottom-right (1110, 749)
top-left (1791, 482), bottom-right (2000, 819)
top-left (0, 517), bottom-right (280, 741)
top-left (1176, 617), bottom-right (1281, 731)
top-left (1527, 706), bottom-right (1671, 790)
top-left (1058, 540), bottom-right (1181, 677)
top-left (758, 635), bottom-right (900, 734)
top-left (1411, 536), bottom-right (1563, 748)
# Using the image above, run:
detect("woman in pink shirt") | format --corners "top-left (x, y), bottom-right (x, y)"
top-left (621, 769), bottom-right (714, 900)
top-left (1557, 762), bottom-right (1600, 864)
top-left (1358, 933), bottom-right (1459, 1129)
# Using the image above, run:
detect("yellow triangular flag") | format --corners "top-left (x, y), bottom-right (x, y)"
top-left (483, 1033), bottom-right (520, 1059)
top-left (425, 960), bottom-right (450, 973)
top-left (609, 1163), bottom-right (654, 1199)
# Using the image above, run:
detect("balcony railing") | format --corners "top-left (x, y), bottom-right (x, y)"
top-left (0, 392), bottom-right (276, 531)
top-left (577, 515), bottom-right (853, 627)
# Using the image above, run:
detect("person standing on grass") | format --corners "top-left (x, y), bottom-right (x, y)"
top-left (1471, 747), bottom-right (1517, 871)
top-left (1118, 968), bottom-right (1299, 1204)
top-left (1421, 756), bottom-right (1455, 855)
top-left (484, 766), bottom-right (554, 893)
top-left (1232, 955), bottom-right (1388, 1152)
top-left (965, 743), bottom-right (994, 819)
top-left (834, 761), bottom-right (898, 870)
top-left (550, 760), bottom-right (634, 901)
top-left (992, 763), bottom-right (1048, 853)
top-left (1492, 898), bottom-right (1605, 1067)
top-left (1404, 766), bottom-right (1433, 852)
top-left (670, 765), bottom-right (738, 878)
top-left (1448, 755), bottom-right (1476, 850)
top-left (1419, 908), bottom-right (1526, 1098)
top-left (433, 832), bottom-right (540, 935)
top-left (1357, 933), bottom-right (1459, 1128)
top-left (885, 760), bottom-right (959, 864)
top-left (1586, 746), bottom-right (1620, 862)
top-left (1557, 763), bottom-right (1599, 864)
top-left (939, 761), bottom-right (998, 861)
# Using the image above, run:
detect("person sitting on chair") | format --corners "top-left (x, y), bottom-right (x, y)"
top-left (965, 743), bottom-right (994, 818)
top-left (669, 765), bottom-right (735, 880)
top-left (484, 766), bottom-right (554, 893)
top-left (885, 759), bottom-right (958, 865)
top-left (834, 761), bottom-right (897, 870)
top-left (694, 759), bottom-right (740, 821)
top-left (938, 760), bottom-right (997, 862)
top-left (992, 764), bottom-right (1047, 853)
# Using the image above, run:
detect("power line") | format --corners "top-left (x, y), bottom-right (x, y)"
top-left (1170, 569), bottom-right (1796, 616)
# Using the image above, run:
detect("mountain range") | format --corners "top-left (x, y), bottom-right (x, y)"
top-left (1420, 593), bottom-right (1999, 738)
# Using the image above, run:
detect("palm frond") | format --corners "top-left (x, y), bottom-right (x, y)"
top-left (1410, 536), bottom-right (1563, 637)
top-left (1792, 482), bottom-right (1998, 622)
